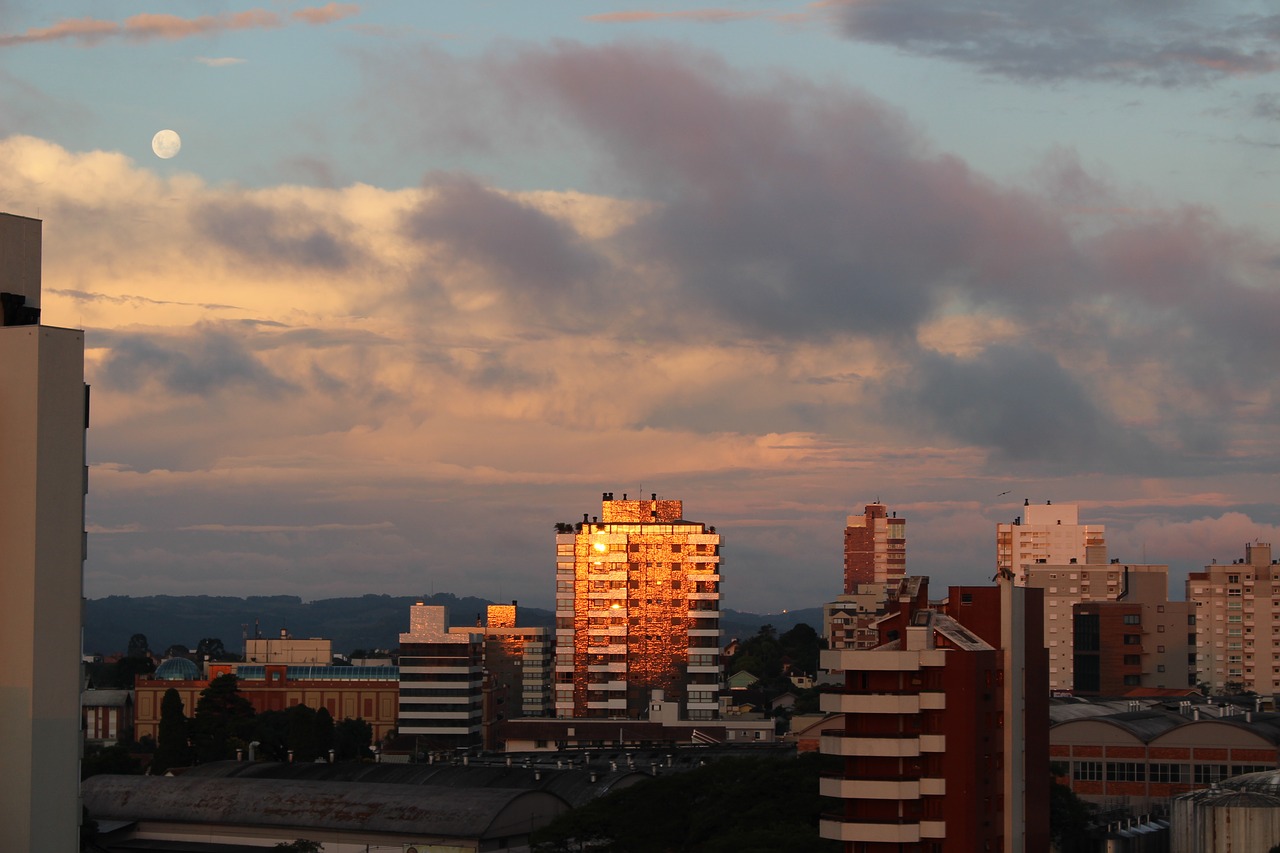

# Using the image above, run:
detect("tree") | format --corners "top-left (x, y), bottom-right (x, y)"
top-left (333, 717), bottom-right (373, 761)
top-left (532, 753), bottom-right (840, 853)
top-left (555, 522), bottom-right (575, 533)
top-left (164, 643), bottom-right (190, 659)
top-left (196, 637), bottom-right (227, 661)
top-left (108, 654), bottom-right (156, 689)
top-left (127, 633), bottom-right (150, 658)
top-left (1049, 763), bottom-right (1094, 852)
top-left (81, 744), bottom-right (142, 780)
top-left (189, 674), bottom-right (255, 763)
top-left (152, 688), bottom-right (192, 774)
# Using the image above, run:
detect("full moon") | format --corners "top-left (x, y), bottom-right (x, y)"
top-left (151, 129), bottom-right (181, 160)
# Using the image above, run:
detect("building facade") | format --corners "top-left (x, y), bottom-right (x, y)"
top-left (134, 662), bottom-right (400, 742)
top-left (1024, 558), bottom-right (1193, 693)
top-left (997, 501), bottom-right (1106, 586)
top-left (819, 577), bottom-right (1049, 852)
top-left (1186, 543), bottom-right (1280, 694)
top-left (554, 493), bottom-right (723, 719)
top-left (843, 503), bottom-right (905, 592)
top-left (398, 603), bottom-right (484, 747)
top-left (243, 633), bottom-right (332, 666)
top-left (0, 213), bottom-right (87, 852)
top-left (450, 602), bottom-right (553, 723)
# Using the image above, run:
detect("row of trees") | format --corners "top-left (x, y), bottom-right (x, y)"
top-left (152, 674), bottom-right (374, 774)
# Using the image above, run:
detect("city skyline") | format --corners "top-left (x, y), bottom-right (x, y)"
top-left (3, 2), bottom-right (1280, 612)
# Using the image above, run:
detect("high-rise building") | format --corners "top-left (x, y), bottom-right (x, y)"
top-left (1024, 556), bottom-right (1193, 692)
top-left (554, 492), bottom-right (722, 720)
top-left (843, 503), bottom-right (905, 591)
top-left (819, 576), bottom-right (1049, 852)
top-left (1186, 542), bottom-right (1280, 694)
top-left (397, 603), bottom-right (484, 747)
top-left (450, 602), bottom-right (553, 738)
top-left (0, 213), bottom-right (87, 852)
top-left (997, 500), bottom-right (1106, 585)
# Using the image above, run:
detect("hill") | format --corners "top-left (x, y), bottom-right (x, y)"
top-left (84, 595), bottom-right (826, 657)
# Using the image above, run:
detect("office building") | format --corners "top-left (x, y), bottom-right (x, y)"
top-left (398, 603), bottom-right (484, 747)
top-left (554, 492), bottom-right (722, 720)
top-left (997, 501), bottom-right (1106, 586)
top-left (1186, 542), bottom-right (1280, 694)
top-left (819, 576), bottom-right (1049, 852)
top-left (0, 213), bottom-right (87, 852)
top-left (243, 631), bottom-right (332, 666)
top-left (1024, 557), bottom-right (1193, 693)
top-left (843, 503), bottom-right (905, 591)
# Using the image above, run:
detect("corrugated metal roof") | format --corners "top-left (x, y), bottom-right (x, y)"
top-left (82, 775), bottom-right (568, 838)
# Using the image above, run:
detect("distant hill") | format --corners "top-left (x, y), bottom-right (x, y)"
top-left (84, 595), bottom-right (827, 657)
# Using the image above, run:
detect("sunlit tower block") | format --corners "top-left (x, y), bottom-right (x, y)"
top-left (843, 502), bottom-right (906, 592)
top-left (554, 493), bottom-right (723, 720)
top-left (997, 500), bottom-right (1106, 586)
top-left (0, 213), bottom-right (88, 852)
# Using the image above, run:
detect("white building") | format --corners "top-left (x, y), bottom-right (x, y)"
top-left (397, 603), bottom-right (484, 747)
top-left (997, 500), bottom-right (1106, 586)
top-left (0, 213), bottom-right (87, 852)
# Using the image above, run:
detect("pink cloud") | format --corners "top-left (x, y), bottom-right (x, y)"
top-left (292, 4), bottom-right (362, 26)
top-left (0, 4), bottom-right (359, 47)
top-left (587, 9), bottom-right (765, 23)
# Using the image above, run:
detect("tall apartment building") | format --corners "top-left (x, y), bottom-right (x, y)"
top-left (843, 503), bottom-right (905, 591)
top-left (397, 603), bottom-right (484, 747)
top-left (1024, 558), bottom-right (1193, 693)
top-left (554, 493), bottom-right (722, 720)
top-left (819, 576), bottom-right (1049, 852)
top-left (1186, 543), bottom-right (1280, 694)
top-left (997, 500), bottom-right (1106, 585)
top-left (0, 214), bottom-right (87, 852)
top-left (450, 602), bottom-right (553, 722)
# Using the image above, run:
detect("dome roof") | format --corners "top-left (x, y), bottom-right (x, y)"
top-left (154, 657), bottom-right (200, 681)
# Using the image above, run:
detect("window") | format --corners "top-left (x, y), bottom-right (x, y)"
top-left (1123, 674), bottom-right (1141, 686)
top-left (1124, 634), bottom-right (1142, 645)
top-left (1123, 655), bottom-right (1141, 665)
top-left (1149, 764), bottom-right (1184, 784)
top-left (1074, 761), bottom-right (1103, 781)
top-left (1123, 614), bottom-right (1141, 625)
top-left (1106, 762), bottom-right (1145, 782)
top-left (1195, 765), bottom-right (1229, 784)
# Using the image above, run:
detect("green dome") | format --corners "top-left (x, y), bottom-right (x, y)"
top-left (154, 657), bottom-right (200, 681)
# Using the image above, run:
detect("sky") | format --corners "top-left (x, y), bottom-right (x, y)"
top-left (4, 1), bottom-right (1280, 614)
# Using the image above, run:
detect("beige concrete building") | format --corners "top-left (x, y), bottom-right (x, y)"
top-left (0, 213), bottom-right (87, 852)
top-left (998, 500), bottom-right (1106, 585)
top-left (243, 633), bottom-right (332, 665)
top-left (1186, 542), bottom-right (1280, 695)
top-left (1026, 557), bottom-right (1193, 693)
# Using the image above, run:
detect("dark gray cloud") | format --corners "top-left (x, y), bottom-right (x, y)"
top-left (190, 199), bottom-right (359, 270)
top-left (831, 0), bottom-right (1279, 86)
top-left (98, 325), bottom-right (296, 398)
top-left (887, 344), bottom-right (1169, 473)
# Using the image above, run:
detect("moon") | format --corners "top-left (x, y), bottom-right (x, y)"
top-left (151, 129), bottom-right (181, 160)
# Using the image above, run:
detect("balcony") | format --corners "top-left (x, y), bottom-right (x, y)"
top-left (819, 775), bottom-right (920, 800)
top-left (820, 731), bottom-right (920, 757)
top-left (821, 692), bottom-right (920, 715)
top-left (820, 816), bottom-right (921, 844)
top-left (820, 649), bottom-right (946, 672)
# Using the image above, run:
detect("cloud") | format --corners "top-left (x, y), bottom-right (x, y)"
top-left (7, 35), bottom-right (1280, 607)
top-left (825, 0), bottom-right (1280, 85)
top-left (197, 57), bottom-right (247, 67)
top-left (587, 9), bottom-right (768, 24)
top-left (0, 4), bottom-right (359, 47)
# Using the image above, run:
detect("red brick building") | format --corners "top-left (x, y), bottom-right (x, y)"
top-left (843, 503), bottom-right (906, 592)
top-left (134, 662), bottom-right (400, 742)
top-left (819, 576), bottom-right (1049, 852)
top-left (1051, 703), bottom-right (1280, 811)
